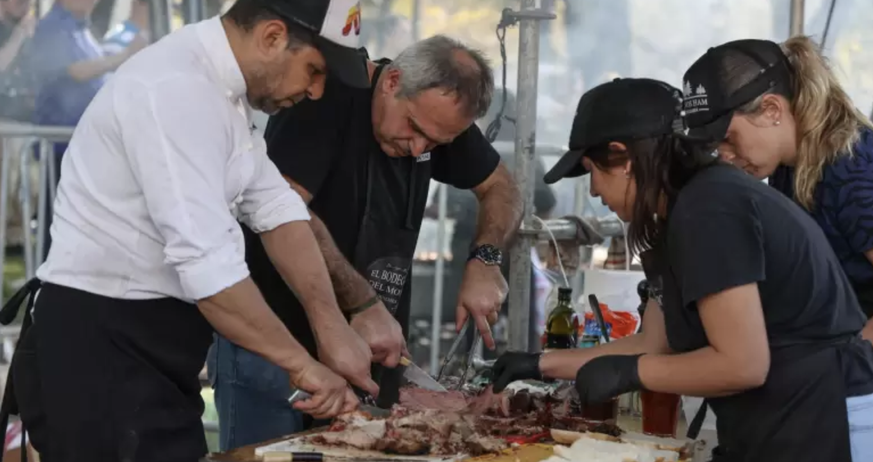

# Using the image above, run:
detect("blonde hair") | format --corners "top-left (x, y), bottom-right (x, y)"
top-left (738, 36), bottom-right (873, 210)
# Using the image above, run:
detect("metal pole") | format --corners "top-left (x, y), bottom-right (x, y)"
top-left (0, 139), bottom-right (11, 300)
top-left (184, 0), bottom-right (204, 24)
top-left (36, 140), bottom-right (49, 267)
top-left (411, 0), bottom-right (421, 42)
top-left (507, 0), bottom-right (542, 352)
top-left (19, 143), bottom-right (33, 280)
top-left (48, 146), bottom-right (57, 204)
top-left (789, 0), bottom-right (805, 36)
top-left (149, 0), bottom-right (172, 41)
top-left (429, 183), bottom-right (448, 375)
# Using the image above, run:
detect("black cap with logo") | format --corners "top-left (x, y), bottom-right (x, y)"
top-left (544, 78), bottom-right (686, 184)
top-left (265, 0), bottom-right (369, 88)
top-left (682, 39), bottom-right (793, 142)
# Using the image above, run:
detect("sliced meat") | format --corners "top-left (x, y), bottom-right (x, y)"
top-left (399, 388), bottom-right (468, 412)
top-left (392, 409), bottom-right (462, 436)
top-left (465, 433), bottom-right (509, 456)
top-left (311, 420), bottom-right (386, 450)
top-left (375, 427), bottom-right (431, 455)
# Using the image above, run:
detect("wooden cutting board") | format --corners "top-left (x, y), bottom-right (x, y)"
top-left (464, 444), bottom-right (554, 462)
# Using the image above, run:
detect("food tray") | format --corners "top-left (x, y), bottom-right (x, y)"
top-left (254, 434), bottom-right (461, 461)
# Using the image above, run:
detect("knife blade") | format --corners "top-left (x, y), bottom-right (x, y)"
top-left (399, 357), bottom-right (447, 392)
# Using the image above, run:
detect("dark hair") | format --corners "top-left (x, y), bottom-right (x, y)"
top-left (222, 0), bottom-right (316, 49)
top-left (587, 135), bottom-right (719, 253)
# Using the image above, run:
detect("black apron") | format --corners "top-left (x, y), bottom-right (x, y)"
top-left (0, 280), bottom-right (213, 462)
top-left (354, 64), bottom-right (431, 408)
top-left (641, 247), bottom-right (854, 462)
top-left (0, 279), bottom-right (43, 462)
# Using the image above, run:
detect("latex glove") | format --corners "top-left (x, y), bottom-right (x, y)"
top-left (316, 325), bottom-right (380, 397)
top-left (575, 355), bottom-right (643, 405)
top-left (456, 260), bottom-right (507, 349)
top-left (491, 351), bottom-right (542, 393)
top-left (350, 301), bottom-right (407, 368)
top-left (289, 358), bottom-right (359, 419)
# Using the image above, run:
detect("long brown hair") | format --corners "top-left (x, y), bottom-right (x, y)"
top-left (586, 136), bottom-right (718, 254)
top-left (735, 36), bottom-right (873, 210)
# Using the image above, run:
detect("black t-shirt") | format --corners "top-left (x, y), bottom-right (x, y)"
top-left (661, 164), bottom-right (873, 396)
top-left (246, 61), bottom-right (500, 355)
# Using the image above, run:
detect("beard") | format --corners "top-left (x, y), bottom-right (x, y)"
top-left (245, 63), bottom-right (304, 115)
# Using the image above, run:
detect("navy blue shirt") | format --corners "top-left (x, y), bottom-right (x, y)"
top-left (769, 129), bottom-right (873, 286)
top-left (28, 4), bottom-right (106, 131)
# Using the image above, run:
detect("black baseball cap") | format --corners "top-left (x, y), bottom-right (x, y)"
top-left (266, 0), bottom-right (369, 88)
top-left (544, 78), bottom-right (686, 184)
top-left (682, 39), bottom-right (793, 141)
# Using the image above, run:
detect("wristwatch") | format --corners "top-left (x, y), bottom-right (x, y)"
top-left (468, 244), bottom-right (503, 266)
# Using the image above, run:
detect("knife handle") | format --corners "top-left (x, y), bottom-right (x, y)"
top-left (262, 452), bottom-right (323, 462)
top-left (288, 389), bottom-right (312, 404)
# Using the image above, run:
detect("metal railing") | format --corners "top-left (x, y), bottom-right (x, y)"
top-left (0, 122), bottom-right (73, 299)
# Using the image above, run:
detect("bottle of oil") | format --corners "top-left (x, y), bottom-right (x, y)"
top-left (543, 287), bottom-right (579, 350)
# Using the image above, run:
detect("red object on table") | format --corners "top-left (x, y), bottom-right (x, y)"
top-left (580, 397), bottom-right (619, 422)
top-left (503, 432), bottom-right (550, 445)
top-left (641, 390), bottom-right (681, 438)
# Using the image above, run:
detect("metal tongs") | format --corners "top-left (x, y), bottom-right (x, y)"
top-left (436, 316), bottom-right (482, 390)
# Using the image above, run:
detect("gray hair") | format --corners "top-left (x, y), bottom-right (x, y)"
top-left (386, 35), bottom-right (494, 119)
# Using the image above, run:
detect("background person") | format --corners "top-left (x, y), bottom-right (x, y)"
top-left (491, 78), bottom-right (873, 462)
top-left (102, 0), bottom-right (151, 55)
top-left (0, 0), bottom-right (34, 252)
top-left (681, 37), bottom-right (873, 341)
top-left (27, 0), bottom-right (147, 260)
top-left (209, 35), bottom-right (523, 450)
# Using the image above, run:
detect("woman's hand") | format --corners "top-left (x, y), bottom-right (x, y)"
top-left (491, 352), bottom-right (542, 392)
top-left (574, 355), bottom-right (643, 405)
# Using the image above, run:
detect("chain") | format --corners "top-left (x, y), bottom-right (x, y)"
top-left (485, 9), bottom-right (519, 143)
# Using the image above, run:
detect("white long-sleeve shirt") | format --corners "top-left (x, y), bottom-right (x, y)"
top-left (36, 17), bottom-right (310, 302)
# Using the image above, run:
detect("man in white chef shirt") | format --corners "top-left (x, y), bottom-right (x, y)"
top-left (9, 0), bottom-right (385, 460)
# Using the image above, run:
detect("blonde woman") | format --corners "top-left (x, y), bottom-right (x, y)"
top-left (682, 37), bottom-right (873, 342)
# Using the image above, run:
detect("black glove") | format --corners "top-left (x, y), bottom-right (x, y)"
top-left (575, 355), bottom-right (643, 405)
top-left (491, 352), bottom-right (542, 393)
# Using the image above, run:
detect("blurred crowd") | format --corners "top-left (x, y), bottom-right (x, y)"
top-left (0, 0), bottom-right (150, 251)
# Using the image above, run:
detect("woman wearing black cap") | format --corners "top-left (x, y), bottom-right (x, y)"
top-left (490, 77), bottom-right (873, 462)
top-left (682, 37), bottom-right (873, 341)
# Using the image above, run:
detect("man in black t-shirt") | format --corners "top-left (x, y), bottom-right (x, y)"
top-left (207, 35), bottom-right (523, 450)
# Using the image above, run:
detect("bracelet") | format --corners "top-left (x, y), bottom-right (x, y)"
top-left (346, 295), bottom-right (380, 317)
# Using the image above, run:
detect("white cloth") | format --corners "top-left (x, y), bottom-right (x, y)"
top-left (36, 17), bottom-right (309, 302)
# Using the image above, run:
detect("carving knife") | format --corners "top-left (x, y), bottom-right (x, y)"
top-left (399, 356), bottom-right (447, 392)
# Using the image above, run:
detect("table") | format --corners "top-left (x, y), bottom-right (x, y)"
top-left (207, 434), bottom-right (291, 462)
top-left (205, 415), bottom-right (682, 462)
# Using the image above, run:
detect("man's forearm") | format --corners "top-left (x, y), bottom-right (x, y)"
top-left (67, 52), bottom-right (129, 82)
top-left (540, 333), bottom-right (654, 380)
top-left (472, 164), bottom-right (523, 248)
top-left (261, 220), bottom-right (350, 341)
top-left (198, 277), bottom-right (311, 373)
top-left (308, 211), bottom-right (376, 310)
top-left (0, 32), bottom-right (26, 72)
